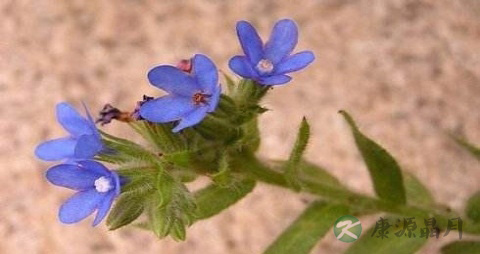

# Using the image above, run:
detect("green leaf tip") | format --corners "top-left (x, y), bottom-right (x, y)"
top-left (340, 110), bottom-right (407, 205)
top-left (452, 135), bottom-right (480, 161)
top-left (284, 117), bottom-right (311, 190)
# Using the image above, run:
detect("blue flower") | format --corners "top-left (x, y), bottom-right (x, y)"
top-left (139, 54), bottom-right (221, 132)
top-left (46, 160), bottom-right (121, 226)
top-left (35, 102), bottom-right (103, 161)
top-left (229, 19), bottom-right (315, 85)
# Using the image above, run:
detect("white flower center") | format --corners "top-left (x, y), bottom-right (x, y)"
top-left (256, 59), bottom-right (274, 73)
top-left (94, 176), bottom-right (112, 193)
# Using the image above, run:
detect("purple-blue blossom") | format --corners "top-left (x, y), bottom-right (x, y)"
top-left (229, 19), bottom-right (315, 85)
top-left (46, 160), bottom-right (121, 226)
top-left (139, 54), bottom-right (221, 132)
top-left (35, 102), bottom-right (103, 161)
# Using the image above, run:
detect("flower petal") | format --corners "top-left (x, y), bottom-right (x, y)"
top-left (192, 54), bottom-right (218, 93)
top-left (111, 171), bottom-right (122, 196)
top-left (259, 75), bottom-right (292, 85)
top-left (139, 95), bottom-right (196, 123)
top-left (229, 56), bottom-right (258, 78)
top-left (81, 101), bottom-right (101, 138)
top-left (172, 106), bottom-right (209, 133)
top-left (236, 20), bottom-right (264, 64)
top-left (264, 19), bottom-right (298, 64)
top-left (74, 134), bottom-right (103, 159)
top-left (274, 51), bottom-right (315, 74)
top-left (208, 85), bottom-right (222, 112)
top-left (147, 66), bottom-right (198, 96)
top-left (92, 191), bottom-right (116, 226)
top-left (59, 189), bottom-right (105, 224)
top-left (56, 102), bottom-right (94, 137)
top-left (77, 160), bottom-right (110, 176)
top-left (35, 137), bottom-right (77, 161)
top-left (46, 164), bottom-right (100, 190)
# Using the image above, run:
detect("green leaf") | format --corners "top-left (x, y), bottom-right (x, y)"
top-left (241, 117), bottom-right (261, 152)
top-left (345, 216), bottom-right (428, 254)
top-left (163, 150), bottom-right (191, 168)
top-left (216, 94), bottom-right (238, 116)
top-left (466, 191), bottom-right (480, 223)
top-left (211, 152), bottom-right (232, 187)
top-left (453, 136), bottom-right (480, 161)
top-left (284, 117), bottom-right (310, 190)
top-left (194, 179), bottom-right (256, 220)
top-left (264, 202), bottom-right (349, 254)
top-left (100, 132), bottom-right (160, 165)
top-left (441, 241), bottom-right (480, 254)
top-left (172, 220), bottom-right (187, 241)
top-left (128, 121), bottom-right (185, 153)
top-left (148, 172), bottom-right (196, 240)
top-left (98, 130), bottom-right (155, 164)
top-left (403, 172), bottom-right (435, 206)
top-left (107, 193), bottom-right (146, 230)
top-left (223, 72), bottom-right (236, 94)
top-left (340, 111), bottom-right (406, 205)
top-left (297, 161), bottom-right (340, 187)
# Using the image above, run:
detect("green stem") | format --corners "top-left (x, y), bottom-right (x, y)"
top-left (233, 150), bottom-right (480, 234)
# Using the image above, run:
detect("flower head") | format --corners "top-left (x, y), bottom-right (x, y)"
top-left (139, 54), bottom-right (221, 132)
top-left (229, 19), bottom-right (315, 85)
top-left (35, 102), bottom-right (103, 161)
top-left (46, 160), bottom-right (121, 226)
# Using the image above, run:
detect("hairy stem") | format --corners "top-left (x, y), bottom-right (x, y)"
top-left (233, 150), bottom-right (480, 234)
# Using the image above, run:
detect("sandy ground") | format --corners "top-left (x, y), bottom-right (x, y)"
top-left (1, 0), bottom-right (480, 253)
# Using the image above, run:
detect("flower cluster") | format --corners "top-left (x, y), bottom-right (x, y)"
top-left (36, 19), bottom-right (314, 228)
top-left (35, 103), bottom-right (121, 226)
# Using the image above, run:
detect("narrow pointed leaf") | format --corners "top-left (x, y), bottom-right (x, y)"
top-left (264, 202), bottom-right (349, 254)
top-left (284, 117), bottom-right (310, 190)
top-left (128, 121), bottom-right (185, 153)
top-left (194, 179), bottom-right (255, 220)
top-left (297, 161), bottom-right (340, 186)
top-left (340, 111), bottom-right (406, 204)
top-left (404, 172), bottom-right (435, 206)
top-left (441, 241), bottom-right (480, 254)
top-left (345, 216), bottom-right (428, 254)
top-left (453, 136), bottom-right (480, 161)
top-left (107, 193), bottom-right (145, 230)
top-left (223, 72), bottom-right (236, 94)
top-left (163, 150), bottom-right (191, 168)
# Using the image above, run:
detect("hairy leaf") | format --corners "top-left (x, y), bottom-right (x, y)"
top-left (107, 193), bottom-right (146, 230)
top-left (194, 179), bottom-right (256, 220)
top-left (264, 202), bottom-right (349, 254)
top-left (128, 121), bottom-right (185, 153)
top-left (148, 175), bottom-right (196, 240)
top-left (340, 111), bottom-right (406, 204)
top-left (297, 161), bottom-right (340, 187)
top-left (284, 117), bottom-right (310, 190)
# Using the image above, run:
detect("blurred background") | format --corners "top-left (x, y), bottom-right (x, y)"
top-left (1, 0), bottom-right (480, 253)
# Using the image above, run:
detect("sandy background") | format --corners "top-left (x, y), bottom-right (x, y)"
top-left (1, 0), bottom-right (480, 253)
